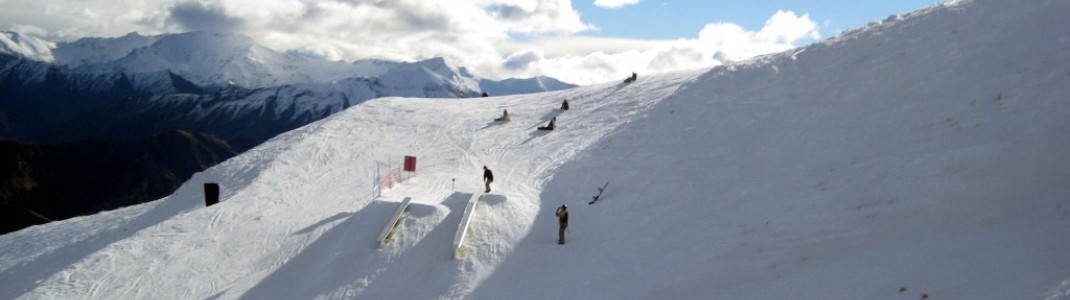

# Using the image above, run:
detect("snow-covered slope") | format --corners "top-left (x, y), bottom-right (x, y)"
top-left (1, 0), bottom-right (1068, 299)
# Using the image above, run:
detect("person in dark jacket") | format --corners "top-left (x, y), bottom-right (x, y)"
top-left (483, 166), bottom-right (494, 193)
top-left (556, 205), bottom-right (569, 244)
top-left (537, 117), bottom-right (556, 131)
top-left (624, 72), bottom-right (637, 83)
top-left (560, 99), bottom-right (569, 111)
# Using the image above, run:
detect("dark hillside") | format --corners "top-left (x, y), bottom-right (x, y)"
top-left (0, 130), bottom-right (238, 234)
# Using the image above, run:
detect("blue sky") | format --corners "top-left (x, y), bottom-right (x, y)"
top-left (574, 0), bottom-right (943, 39)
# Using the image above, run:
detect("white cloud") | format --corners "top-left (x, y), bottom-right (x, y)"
top-left (496, 11), bottom-right (819, 84)
top-left (490, 0), bottom-right (594, 34)
top-left (499, 36), bottom-right (670, 57)
top-left (760, 10), bottom-right (821, 43)
top-left (0, 0), bottom-right (819, 86)
top-left (593, 0), bottom-right (642, 9)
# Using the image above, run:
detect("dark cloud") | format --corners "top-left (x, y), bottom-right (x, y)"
top-left (503, 50), bottom-right (542, 70)
top-left (375, 1), bottom-right (452, 33)
top-left (494, 5), bottom-right (529, 20)
top-left (167, 1), bottom-right (244, 32)
top-left (301, 1), bottom-right (452, 35)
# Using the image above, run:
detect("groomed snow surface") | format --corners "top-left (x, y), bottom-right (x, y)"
top-left (2, 0), bottom-right (1069, 299)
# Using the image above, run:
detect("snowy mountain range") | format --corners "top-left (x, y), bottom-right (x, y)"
top-left (0, 30), bottom-right (575, 143)
top-left (2, 0), bottom-right (1069, 299)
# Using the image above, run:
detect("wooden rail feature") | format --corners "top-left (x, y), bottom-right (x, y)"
top-left (452, 194), bottom-right (482, 259)
top-left (377, 197), bottom-right (412, 246)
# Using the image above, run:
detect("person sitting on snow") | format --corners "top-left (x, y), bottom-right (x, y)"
top-left (537, 117), bottom-right (557, 131)
top-left (624, 72), bottom-right (638, 83)
top-left (494, 109), bottom-right (510, 122)
top-left (560, 99), bottom-right (570, 111)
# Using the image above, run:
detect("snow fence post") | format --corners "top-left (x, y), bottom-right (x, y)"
top-left (204, 183), bottom-right (219, 207)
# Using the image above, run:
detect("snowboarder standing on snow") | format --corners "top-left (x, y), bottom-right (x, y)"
top-left (556, 205), bottom-right (569, 244)
top-left (483, 166), bottom-right (494, 193)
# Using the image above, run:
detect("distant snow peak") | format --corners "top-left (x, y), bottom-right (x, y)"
top-left (370, 57), bottom-right (484, 97)
top-left (53, 32), bottom-right (157, 66)
top-left (153, 31), bottom-right (253, 51)
top-left (0, 31), bottom-right (55, 62)
top-left (478, 75), bottom-right (575, 96)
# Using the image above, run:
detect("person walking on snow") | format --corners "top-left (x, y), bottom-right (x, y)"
top-left (556, 204), bottom-right (569, 244)
top-left (483, 166), bottom-right (494, 193)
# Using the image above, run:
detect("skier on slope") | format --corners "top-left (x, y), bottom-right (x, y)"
top-left (556, 204), bottom-right (569, 244)
top-left (483, 166), bottom-right (494, 193)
